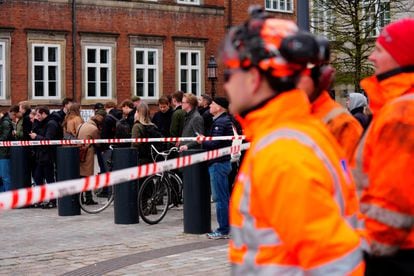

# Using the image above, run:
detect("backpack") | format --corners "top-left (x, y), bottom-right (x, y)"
top-left (49, 111), bottom-right (64, 139)
top-left (115, 118), bottom-right (131, 139)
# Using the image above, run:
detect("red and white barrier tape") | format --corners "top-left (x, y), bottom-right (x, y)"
top-left (0, 135), bottom-right (245, 147)
top-left (0, 143), bottom-right (250, 211)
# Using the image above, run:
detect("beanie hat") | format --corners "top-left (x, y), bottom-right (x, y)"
top-left (377, 18), bottom-right (414, 66)
top-left (213, 97), bottom-right (229, 110)
top-left (94, 102), bottom-right (104, 110)
top-left (95, 109), bottom-right (107, 117)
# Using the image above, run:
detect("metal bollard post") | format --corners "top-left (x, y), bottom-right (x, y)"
top-left (182, 149), bottom-right (211, 234)
top-left (112, 148), bottom-right (139, 224)
top-left (56, 146), bottom-right (81, 216)
top-left (10, 146), bottom-right (32, 190)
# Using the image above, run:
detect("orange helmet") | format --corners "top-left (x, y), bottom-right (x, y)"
top-left (221, 6), bottom-right (323, 79)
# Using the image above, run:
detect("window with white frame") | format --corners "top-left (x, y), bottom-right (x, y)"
top-left (0, 42), bottom-right (5, 99)
top-left (85, 46), bottom-right (112, 99)
top-left (265, 0), bottom-right (294, 12)
top-left (311, 0), bottom-right (333, 38)
top-left (32, 44), bottom-right (61, 99)
top-left (179, 50), bottom-right (201, 96)
top-left (134, 48), bottom-right (158, 99)
top-left (177, 0), bottom-right (200, 5)
top-left (363, 0), bottom-right (390, 37)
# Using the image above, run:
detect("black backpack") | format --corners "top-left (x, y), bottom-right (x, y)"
top-left (115, 118), bottom-right (132, 139)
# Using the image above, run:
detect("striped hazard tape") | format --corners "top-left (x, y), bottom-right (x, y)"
top-left (0, 136), bottom-right (245, 147)
top-left (0, 143), bottom-right (250, 211)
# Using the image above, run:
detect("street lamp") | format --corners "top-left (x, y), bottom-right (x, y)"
top-left (207, 55), bottom-right (218, 99)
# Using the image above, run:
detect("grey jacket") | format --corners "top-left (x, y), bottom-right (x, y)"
top-left (181, 108), bottom-right (204, 149)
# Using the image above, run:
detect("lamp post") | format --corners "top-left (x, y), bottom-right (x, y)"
top-left (207, 55), bottom-right (218, 99)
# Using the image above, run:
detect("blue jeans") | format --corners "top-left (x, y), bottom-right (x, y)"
top-left (209, 161), bottom-right (232, 235)
top-left (0, 159), bottom-right (11, 192)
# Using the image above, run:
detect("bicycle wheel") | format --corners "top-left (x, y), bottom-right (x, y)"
top-left (79, 186), bottom-right (114, 214)
top-left (167, 172), bottom-right (183, 206)
top-left (138, 175), bottom-right (170, 225)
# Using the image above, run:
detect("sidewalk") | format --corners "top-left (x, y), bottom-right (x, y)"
top-left (0, 204), bottom-right (230, 275)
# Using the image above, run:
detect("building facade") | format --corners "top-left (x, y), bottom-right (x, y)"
top-left (0, 0), bottom-right (297, 108)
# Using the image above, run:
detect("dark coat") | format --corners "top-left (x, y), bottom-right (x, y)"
top-left (22, 109), bottom-right (33, 140)
top-left (33, 116), bottom-right (60, 164)
top-left (0, 113), bottom-right (13, 159)
top-left (152, 108), bottom-right (173, 137)
top-left (203, 112), bottom-right (233, 163)
top-left (350, 107), bottom-right (371, 130)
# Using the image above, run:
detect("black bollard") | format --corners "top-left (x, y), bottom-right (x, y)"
top-left (112, 148), bottom-right (139, 224)
top-left (182, 149), bottom-right (211, 234)
top-left (56, 147), bottom-right (81, 216)
top-left (10, 146), bottom-right (32, 190)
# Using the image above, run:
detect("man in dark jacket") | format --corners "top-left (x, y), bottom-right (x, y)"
top-left (0, 109), bottom-right (13, 192)
top-left (18, 101), bottom-right (33, 140)
top-left (152, 96), bottom-right (173, 137)
top-left (29, 106), bottom-right (60, 208)
top-left (198, 94), bottom-right (213, 133)
top-left (197, 97), bottom-right (233, 239)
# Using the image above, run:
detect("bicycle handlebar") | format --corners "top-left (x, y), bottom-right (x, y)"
top-left (150, 144), bottom-right (178, 158)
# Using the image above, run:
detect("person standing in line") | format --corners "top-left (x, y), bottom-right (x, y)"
top-left (170, 91), bottom-right (186, 138)
top-left (152, 96), bottom-right (173, 137)
top-left (62, 103), bottom-right (84, 139)
top-left (198, 94), bottom-right (213, 134)
top-left (222, 7), bottom-right (364, 274)
top-left (353, 18), bottom-right (414, 276)
top-left (0, 108), bottom-right (14, 192)
top-left (297, 38), bottom-right (363, 163)
top-left (178, 93), bottom-right (204, 152)
top-left (18, 101), bottom-right (32, 141)
top-left (77, 110), bottom-right (106, 205)
top-left (29, 106), bottom-right (61, 208)
top-left (197, 97), bottom-right (233, 239)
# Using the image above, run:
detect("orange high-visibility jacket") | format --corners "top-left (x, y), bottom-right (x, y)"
top-left (230, 89), bottom-right (364, 275)
top-left (311, 91), bottom-right (363, 163)
top-left (354, 72), bottom-right (414, 255)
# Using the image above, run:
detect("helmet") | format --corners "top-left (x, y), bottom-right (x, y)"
top-left (221, 6), bottom-right (325, 80)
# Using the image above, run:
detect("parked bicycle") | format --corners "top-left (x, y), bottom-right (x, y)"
top-left (138, 145), bottom-right (183, 225)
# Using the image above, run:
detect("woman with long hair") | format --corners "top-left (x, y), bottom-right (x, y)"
top-left (62, 103), bottom-right (83, 139)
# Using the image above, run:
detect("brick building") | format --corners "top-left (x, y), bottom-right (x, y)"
top-left (0, 0), bottom-right (297, 108)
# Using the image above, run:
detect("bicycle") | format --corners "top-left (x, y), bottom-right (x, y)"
top-left (137, 145), bottom-right (183, 225)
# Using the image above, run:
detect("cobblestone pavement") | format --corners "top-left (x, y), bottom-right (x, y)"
top-left (0, 203), bottom-right (230, 275)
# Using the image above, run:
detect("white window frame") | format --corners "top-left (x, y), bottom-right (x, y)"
top-left (134, 48), bottom-right (159, 100)
top-left (265, 0), bottom-right (294, 13)
top-left (362, 0), bottom-right (391, 37)
top-left (177, 0), bottom-right (200, 5)
top-left (0, 42), bottom-right (5, 100)
top-left (311, 0), bottom-right (333, 38)
top-left (31, 44), bottom-right (61, 99)
top-left (178, 50), bottom-right (201, 96)
top-left (85, 46), bottom-right (112, 99)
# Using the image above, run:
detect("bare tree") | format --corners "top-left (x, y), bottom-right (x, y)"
top-left (311, 0), bottom-right (408, 91)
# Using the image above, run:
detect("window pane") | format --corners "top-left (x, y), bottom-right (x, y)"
top-left (100, 49), bottom-right (108, 64)
top-left (191, 53), bottom-right (198, 65)
top-left (35, 82), bottom-right (44, 97)
top-left (148, 69), bottom-right (155, 82)
top-left (136, 51), bottom-right (143, 65)
top-left (0, 66), bottom-right (2, 81)
top-left (87, 49), bottom-right (96, 63)
top-left (148, 83), bottom-right (154, 97)
top-left (35, 66), bottom-right (44, 80)
top-left (265, 0), bottom-right (270, 8)
top-left (148, 51), bottom-right (155, 65)
top-left (180, 83), bottom-right (187, 92)
top-left (191, 83), bottom-right (197, 94)
top-left (280, 0), bottom-right (285, 10)
top-left (181, 69), bottom-right (187, 82)
top-left (88, 67), bottom-right (96, 82)
top-left (136, 69), bottom-right (144, 82)
top-left (136, 83), bottom-right (143, 96)
top-left (191, 69), bottom-right (198, 83)
top-left (49, 81), bottom-right (56, 97)
top-left (48, 66), bottom-right (57, 81)
top-left (0, 45), bottom-right (3, 60)
top-left (48, 47), bottom-right (57, 62)
top-left (34, 47), bottom-right (44, 62)
top-left (100, 68), bottom-right (108, 82)
top-left (180, 52), bottom-right (187, 65)
top-left (88, 83), bottom-right (96, 97)
top-left (101, 83), bottom-right (108, 97)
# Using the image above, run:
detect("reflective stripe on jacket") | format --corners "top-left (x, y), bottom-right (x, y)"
top-left (311, 91), bottom-right (363, 163)
top-left (354, 73), bottom-right (414, 255)
top-left (230, 90), bottom-right (364, 275)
